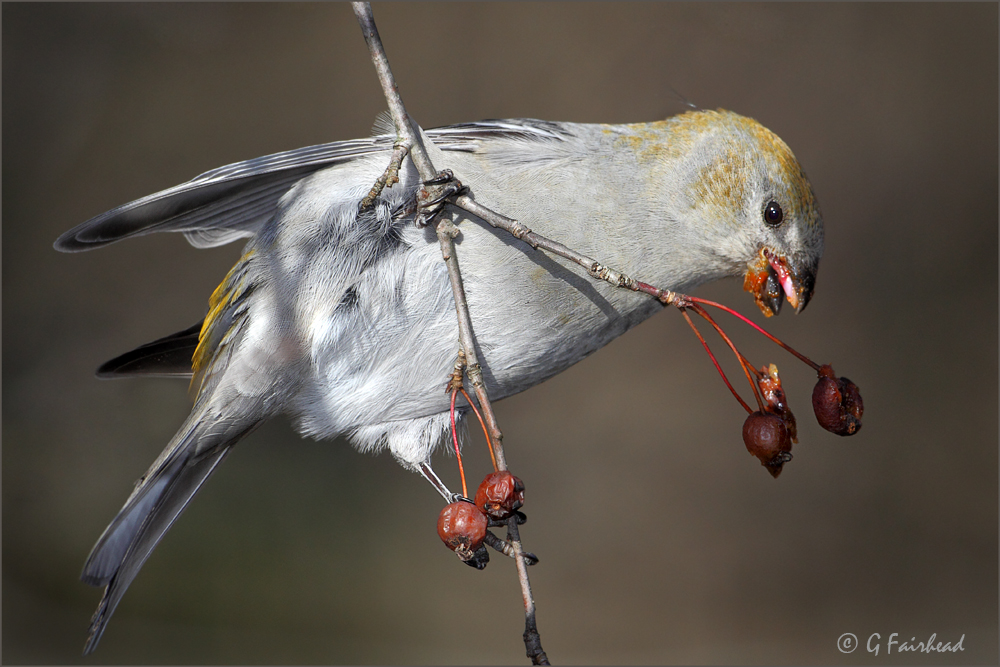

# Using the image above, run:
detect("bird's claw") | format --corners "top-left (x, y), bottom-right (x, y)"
top-left (414, 169), bottom-right (468, 227)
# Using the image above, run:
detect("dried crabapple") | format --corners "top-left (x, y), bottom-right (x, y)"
top-left (743, 411), bottom-right (793, 478)
top-left (474, 471), bottom-right (525, 520)
top-left (437, 501), bottom-right (488, 559)
top-left (812, 364), bottom-right (864, 436)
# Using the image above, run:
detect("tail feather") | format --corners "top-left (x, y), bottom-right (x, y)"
top-left (81, 414), bottom-right (258, 654)
top-left (81, 463), bottom-right (180, 587)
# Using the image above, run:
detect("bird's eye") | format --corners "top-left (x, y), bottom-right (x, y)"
top-left (763, 201), bottom-right (784, 226)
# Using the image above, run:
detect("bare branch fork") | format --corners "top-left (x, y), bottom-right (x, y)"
top-left (351, 4), bottom-right (547, 664)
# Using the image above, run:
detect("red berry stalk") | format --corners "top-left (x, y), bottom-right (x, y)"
top-left (638, 282), bottom-right (864, 477)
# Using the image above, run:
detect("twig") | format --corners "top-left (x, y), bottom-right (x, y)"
top-left (351, 4), bottom-right (545, 663)
top-left (433, 216), bottom-right (508, 468)
top-left (484, 531), bottom-right (539, 566)
top-left (360, 140), bottom-right (410, 209)
top-left (351, 4), bottom-right (434, 181)
top-left (455, 193), bottom-right (782, 418)
top-left (449, 388), bottom-right (468, 498)
top-left (455, 196), bottom-right (656, 297)
top-left (508, 517), bottom-right (549, 664)
top-left (435, 215), bottom-right (548, 665)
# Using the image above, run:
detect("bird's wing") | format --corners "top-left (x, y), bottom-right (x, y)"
top-left (54, 120), bottom-right (574, 252)
top-left (427, 118), bottom-right (575, 147)
top-left (96, 322), bottom-right (202, 379)
top-left (54, 138), bottom-right (396, 252)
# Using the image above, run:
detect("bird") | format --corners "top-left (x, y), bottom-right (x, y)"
top-left (56, 108), bottom-right (823, 653)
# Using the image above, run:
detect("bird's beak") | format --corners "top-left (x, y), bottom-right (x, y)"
top-left (743, 248), bottom-right (817, 317)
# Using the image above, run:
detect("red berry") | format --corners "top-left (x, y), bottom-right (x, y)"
top-left (474, 471), bottom-right (525, 520)
top-left (812, 365), bottom-right (864, 436)
top-left (742, 411), bottom-right (793, 478)
top-left (437, 501), bottom-right (488, 557)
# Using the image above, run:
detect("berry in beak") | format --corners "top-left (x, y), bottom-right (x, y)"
top-left (743, 249), bottom-right (817, 317)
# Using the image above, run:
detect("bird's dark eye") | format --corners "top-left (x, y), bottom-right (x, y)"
top-left (764, 201), bottom-right (784, 226)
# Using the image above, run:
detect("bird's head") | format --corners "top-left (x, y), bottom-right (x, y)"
top-left (668, 109), bottom-right (824, 316)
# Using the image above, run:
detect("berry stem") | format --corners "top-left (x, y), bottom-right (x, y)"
top-left (461, 387), bottom-right (498, 472)
top-left (449, 389), bottom-right (468, 498)
top-left (688, 303), bottom-right (765, 411)
top-left (680, 308), bottom-right (754, 414)
top-left (686, 296), bottom-right (821, 371)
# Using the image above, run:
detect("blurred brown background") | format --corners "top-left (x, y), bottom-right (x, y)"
top-left (3, 3), bottom-right (997, 664)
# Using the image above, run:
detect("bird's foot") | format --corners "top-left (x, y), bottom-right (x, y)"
top-left (414, 169), bottom-right (468, 227)
top-left (418, 462), bottom-right (457, 502)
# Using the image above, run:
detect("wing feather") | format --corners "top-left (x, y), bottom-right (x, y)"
top-left (96, 322), bottom-right (201, 379)
top-left (55, 119), bottom-right (572, 252)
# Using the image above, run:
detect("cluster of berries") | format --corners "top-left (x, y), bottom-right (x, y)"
top-left (743, 362), bottom-right (863, 477)
top-left (671, 294), bottom-right (864, 478)
top-left (438, 471), bottom-right (526, 567)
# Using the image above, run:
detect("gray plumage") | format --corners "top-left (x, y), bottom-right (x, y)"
top-left (58, 111), bottom-right (823, 653)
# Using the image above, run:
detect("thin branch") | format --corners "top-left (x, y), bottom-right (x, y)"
top-left (360, 140), bottom-right (410, 209)
top-left (434, 217), bottom-right (508, 470)
top-left (508, 518), bottom-right (549, 665)
top-left (351, 3), bottom-right (434, 180)
top-left (352, 2), bottom-right (510, 469)
top-left (351, 4), bottom-right (545, 663)
top-left (484, 531), bottom-right (539, 566)
top-left (455, 195), bottom-right (666, 299)
top-left (454, 196), bottom-right (821, 394)
top-left (434, 218), bottom-right (547, 664)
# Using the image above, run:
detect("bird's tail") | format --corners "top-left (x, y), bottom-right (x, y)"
top-left (80, 408), bottom-right (260, 654)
